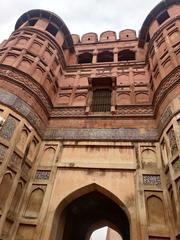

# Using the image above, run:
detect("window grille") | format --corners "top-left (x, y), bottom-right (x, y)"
top-left (91, 88), bottom-right (111, 112)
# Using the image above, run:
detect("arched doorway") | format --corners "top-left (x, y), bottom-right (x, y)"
top-left (51, 184), bottom-right (130, 240)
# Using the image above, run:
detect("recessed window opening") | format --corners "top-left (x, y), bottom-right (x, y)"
top-left (91, 78), bottom-right (112, 112)
top-left (157, 11), bottom-right (170, 25)
top-left (97, 51), bottom-right (113, 62)
top-left (118, 49), bottom-right (135, 61)
top-left (28, 19), bottom-right (38, 27)
top-left (78, 52), bottom-right (93, 64)
top-left (46, 23), bottom-right (58, 37)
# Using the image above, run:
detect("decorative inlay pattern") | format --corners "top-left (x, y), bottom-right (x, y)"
top-left (0, 144), bottom-right (8, 160)
top-left (44, 128), bottom-right (159, 141)
top-left (0, 115), bottom-right (18, 140)
top-left (51, 107), bottom-right (85, 117)
top-left (160, 106), bottom-right (173, 126)
top-left (11, 152), bottom-right (22, 166)
top-left (0, 89), bottom-right (45, 135)
top-left (172, 157), bottom-right (180, 172)
top-left (35, 170), bottom-right (50, 180)
top-left (167, 127), bottom-right (178, 156)
top-left (0, 116), bottom-right (5, 129)
top-left (116, 106), bottom-right (153, 116)
top-left (0, 65), bottom-right (52, 111)
top-left (143, 175), bottom-right (161, 185)
top-left (21, 162), bottom-right (31, 180)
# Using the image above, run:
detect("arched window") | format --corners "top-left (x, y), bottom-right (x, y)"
top-left (46, 23), bottom-right (58, 37)
top-left (28, 19), bottom-right (38, 27)
top-left (118, 50), bottom-right (135, 61)
top-left (78, 53), bottom-right (93, 64)
top-left (157, 11), bottom-right (170, 25)
top-left (97, 51), bottom-right (113, 62)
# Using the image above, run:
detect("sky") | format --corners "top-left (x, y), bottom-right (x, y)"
top-left (0, 0), bottom-right (160, 43)
top-left (91, 227), bottom-right (108, 240)
top-left (0, 0), bottom-right (160, 239)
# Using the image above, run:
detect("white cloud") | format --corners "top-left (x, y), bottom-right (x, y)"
top-left (0, 1), bottom-right (160, 41)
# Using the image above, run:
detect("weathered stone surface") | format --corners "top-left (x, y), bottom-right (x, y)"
top-left (0, 3), bottom-right (179, 240)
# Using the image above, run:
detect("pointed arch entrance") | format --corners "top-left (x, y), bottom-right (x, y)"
top-left (51, 184), bottom-right (131, 240)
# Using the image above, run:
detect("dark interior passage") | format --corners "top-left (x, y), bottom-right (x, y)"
top-left (60, 191), bottom-right (130, 240)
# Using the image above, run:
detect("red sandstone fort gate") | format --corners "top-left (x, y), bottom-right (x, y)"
top-left (0, 0), bottom-right (179, 239)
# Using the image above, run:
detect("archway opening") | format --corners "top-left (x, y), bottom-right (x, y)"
top-left (53, 189), bottom-right (130, 240)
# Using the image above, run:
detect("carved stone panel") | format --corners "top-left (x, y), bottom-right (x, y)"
top-left (0, 115), bottom-right (19, 140)
top-left (35, 170), bottom-right (50, 180)
top-left (167, 127), bottom-right (178, 156)
top-left (0, 144), bottom-right (8, 161)
top-left (143, 175), bottom-right (161, 185)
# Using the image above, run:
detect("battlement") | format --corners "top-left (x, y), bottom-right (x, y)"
top-left (71, 29), bottom-right (137, 45)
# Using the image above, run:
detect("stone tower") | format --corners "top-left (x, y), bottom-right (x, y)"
top-left (0, 0), bottom-right (179, 239)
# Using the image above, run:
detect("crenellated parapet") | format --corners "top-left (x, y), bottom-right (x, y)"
top-left (72, 29), bottom-right (137, 45)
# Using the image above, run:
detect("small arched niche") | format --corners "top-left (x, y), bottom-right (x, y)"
top-left (17, 128), bottom-right (29, 151)
top-left (141, 148), bottom-right (157, 168)
top-left (117, 93), bottom-right (131, 105)
top-left (146, 195), bottom-right (166, 226)
top-left (9, 181), bottom-right (24, 213)
top-left (24, 188), bottom-right (44, 219)
top-left (0, 172), bottom-right (13, 210)
top-left (50, 184), bottom-right (130, 240)
top-left (40, 146), bottom-right (56, 166)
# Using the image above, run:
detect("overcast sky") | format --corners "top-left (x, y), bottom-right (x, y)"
top-left (0, 0), bottom-right (160, 43)
top-left (0, 0), bottom-right (160, 239)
